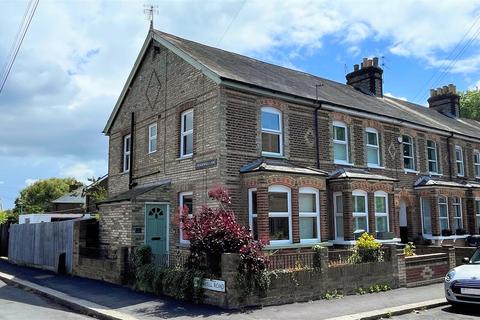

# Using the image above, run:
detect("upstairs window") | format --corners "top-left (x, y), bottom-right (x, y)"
top-left (179, 192), bottom-right (193, 244)
top-left (366, 128), bottom-right (380, 167)
top-left (333, 121), bottom-right (349, 164)
top-left (123, 134), bottom-right (131, 173)
top-left (299, 187), bottom-right (320, 243)
top-left (438, 196), bottom-right (449, 232)
top-left (453, 197), bottom-right (463, 230)
top-left (261, 107), bottom-right (283, 156)
top-left (455, 146), bottom-right (464, 177)
top-left (180, 109), bottom-right (193, 157)
top-left (474, 151), bottom-right (480, 178)
top-left (426, 140), bottom-right (439, 174)
top-left (352, 190), bottom-right (368, 235)
top-left (374, 191), bottom-right (389, 233)
top-left (402, 135), bottom-right (415, 171)
top-left (148, 123), bottom-right (157, 153)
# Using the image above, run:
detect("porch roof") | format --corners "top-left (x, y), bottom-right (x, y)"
top-left (327, 168), bottom-right (397, 182)
top-left (414, 176), bottom-right (469, 189)
top-left (99, 180), bottom-right (171, 204)
top-left (240, 158), bottom-right (328, 176)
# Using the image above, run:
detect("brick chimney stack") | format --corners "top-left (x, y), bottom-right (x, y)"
top-left (346, 57), bottom-right (383, 97)
top-left (428, 84), bottom-right (460, 118)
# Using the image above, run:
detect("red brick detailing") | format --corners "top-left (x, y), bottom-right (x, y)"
top-left (405, 254), bottom-right (450, 285)
top-left (368, 192), bottom-right (376, 233)
top-left (291, 188), bottom-right (300, 243)
top-left (331, 112), bottom-right (352, 124)
top-left (297, 177), bottom-right (326, 190)
top-left (266, 176), bottom-right (296, 188)
top-left (257, 98), bottom-right (286, 109)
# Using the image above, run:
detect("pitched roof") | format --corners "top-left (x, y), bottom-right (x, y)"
top-left (328, 168), bottom-right (397, 182)
top-left (51, 187), bottom-right (86, 204)
top-left (98, 180), bottom-right (171, 204)
top-left (414, 176), bottom-right (469, 189)
top-left (240, 158), bottom-right (327, 176)
top-left (105, 30), bottom-right (480, 140)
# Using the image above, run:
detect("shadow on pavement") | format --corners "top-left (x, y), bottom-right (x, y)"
top-left (441, 304), bottom-right (480, 317)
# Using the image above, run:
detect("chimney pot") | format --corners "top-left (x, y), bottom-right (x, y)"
top-left (362, 58), bottom-right (368, 68)
top-left (367, 59), bottom-right (373, 67)
top-left (373, 57), bottom-right (379, 67)
top-left (430, 89), bottom-right (436, 97)
top-left (354, 64), bottom-right (359, 71)
top-left (428, 83), bottom-right (460, 118)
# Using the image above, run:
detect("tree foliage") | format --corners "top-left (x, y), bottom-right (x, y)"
top-left (14, 178), bottom-right (83, 214)
top-left (460, 89), bottom-right (480, 120)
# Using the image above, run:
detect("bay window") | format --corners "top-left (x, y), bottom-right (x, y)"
top-left (299, 187), bottom-right (320, 243)
top-left (268, 185), bottom-right (291, 244)
top-left (334, 192), bottom-right (344, 240)
top-left (426, 140), bottom-right (439, 174)
top-left (248, 189), bottom-right (258, 240)
top-left (261, 107), bottom-right (283, 156)
top-left (352, 190), bottom-right (368, 235)
top-left (453, 197), bottom-right (463, 230)
top-left (333, 121), bottom-right (349, 164)
top-left (438, 196), bottom-right (449, 232)
top-left (402, 135), bottom-right (415, 171)
top-left (421, 197), bottom-right (432, 236)
top-left (366, 128), bottom-right (381, 167)
top-left (474, 151), bottom-right (480, 178)
top-left (455, 146), bottom-right (464, 177)
top-left (374, 191), bottom-right (389, 233)
top-left (179, 192), bottom-right (193, 244)
top-left (180, 109), bottom-right (193, 157)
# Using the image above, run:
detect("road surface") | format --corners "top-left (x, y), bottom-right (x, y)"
top-left (392, 304), bottom-right (480, 320)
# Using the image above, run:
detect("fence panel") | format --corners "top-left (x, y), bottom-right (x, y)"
top-left (8, 220), bottom-right (75, 273)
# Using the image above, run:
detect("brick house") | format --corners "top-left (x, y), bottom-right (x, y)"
top-left (99, 29), bottom-right (480, 256)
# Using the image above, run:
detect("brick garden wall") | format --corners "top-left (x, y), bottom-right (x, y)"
top-left (405, 253), bottom-right (450, 287)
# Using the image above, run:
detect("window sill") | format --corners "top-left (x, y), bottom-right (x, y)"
top-left (367, 165), bottom-right (385, 169)
top-left (429, 172), bottom-right (443, 177)
top-left (423, 234), bottom-right (470, 240)
top-left (334, 161), bottom-right (354, 166)
top-left (403, 169), bottom-right (420, 174)
top-left (261, 152), bottom-right (286, 159)
top-left (264, 241), bottom-right (331, 250)
top-left (177, 155), bottom-right (193, 161)
top-left (148, 151), bottom-right (157, 155)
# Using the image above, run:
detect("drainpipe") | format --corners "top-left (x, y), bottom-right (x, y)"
top-left (314, 84), bottom-right (323, 169)
top-left (447, 132), bottom-right (454, 181)
top-left (129, 112), bottom-right (136, 189)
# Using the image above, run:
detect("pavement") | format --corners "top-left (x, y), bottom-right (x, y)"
top-left (390, 304), bottom-right (480, 319)
top-left (0, 259), bottom-right (449, 320)
top-left (0, 279), bottom-right (91, 320)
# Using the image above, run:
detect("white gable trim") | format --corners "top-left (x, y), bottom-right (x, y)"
top-left (103, 31), bottom-right (221, 134)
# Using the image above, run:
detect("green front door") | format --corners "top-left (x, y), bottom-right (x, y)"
top-left (145, 203), bottom-right (168, 256)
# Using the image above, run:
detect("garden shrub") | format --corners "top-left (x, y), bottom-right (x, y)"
top-left (403, 242), bottom-right (416, 257)
top-left (348, 233), bottom-right (384, 264)
top-left (313, 244), bottom-right (326, 272)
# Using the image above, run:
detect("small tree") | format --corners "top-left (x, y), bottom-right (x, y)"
top-left (460, 89), bottom-right (480, 120)
top-left (179, 186), bottom-right (270, 297)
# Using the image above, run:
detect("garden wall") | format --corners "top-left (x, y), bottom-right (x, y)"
top-left (405, 253), bottom-right (450, 287)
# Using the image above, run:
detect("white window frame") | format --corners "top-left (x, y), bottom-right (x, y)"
top-left (475, 198), bottom-right (480, 233)
top-left (123, 134), bottom-right (131, 173)
top-left (180, 109), bottom-right (193, 158)
top-left (179, 191), bottom-right (193, 244)
top-left (455, 145), bottom-right (465, 177)
top-left (420, 197), bottom-right (432, 236)
top-left (402, 135), bottom-right (415, 171)
top-left (333, 121), bottom-right (350, 164)
top-left (261, 106), bottom-right (283, 157)
top-left (298, 187), bottom-right (320, 244)
top-left (474, 150), bottom-right (480, 178)
top-left (148, 123), bottom-right (157, 154)
top-left (352, 190), bottom-right (368, 234)
top-left (366, 128), bottom-right (381, 167)
top-left (426, 140), bottom-right (439, 174)
top-left (453, 197), bottom-right (463, 231)
top-left (374, 191), bottom-right (389, 233)
top-left (438, 196), bottom-right (449, 232)
top-left (333, 192), bottom-right (344, 241)
top-left (268, 185), bottom-right (292, 245)
top-left (248, 188), bottom-right (258, 239)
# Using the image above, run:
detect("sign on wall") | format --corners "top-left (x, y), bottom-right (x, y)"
top-left (194, 277), bottom-right (226, 292)
top-left (195, 159), bottom-right (217, 170)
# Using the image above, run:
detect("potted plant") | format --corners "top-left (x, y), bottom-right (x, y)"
top-left (441, 229), bottom-right (452, 236)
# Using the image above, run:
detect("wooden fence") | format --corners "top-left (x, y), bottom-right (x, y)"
top-left (8, 220), bottom-right (75, 273)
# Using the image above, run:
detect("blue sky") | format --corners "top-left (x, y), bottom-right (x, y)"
top-left (1, 0), bottom-right (480, 209)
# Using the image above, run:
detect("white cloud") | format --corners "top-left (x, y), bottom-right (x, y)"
top-left (60, 160), bottom-right (106, 184)
top-left (25, 179), bottom-right (38, 187)
top-left (384, 92), bottom-right (408, 101)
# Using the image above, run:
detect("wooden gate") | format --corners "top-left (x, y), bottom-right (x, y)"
top-left (8, 220), bottom-right (75, 273)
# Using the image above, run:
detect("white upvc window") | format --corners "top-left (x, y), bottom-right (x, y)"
top-left (352, 190), bottom-right (368, 235)
top-left (299, 187), bottom-right (320, 243)
top-left (438, 196), bottom-right (449, 232)
top-left (333, 121), bottom-right (349, 164)
top-left (374, 191), bottom-right (389, 233)
top-left (248, 188), bottom-right (258, 240)
top-left (179, 191), bottom-right (193, 244)
top-left (123, 134), bottom-right (131, 173)
top-left (366, 128), bottom-right (381, 167)
top-left (148, 123), bottom-right (157, 154)
top-left (426, 140), bottom-right (439, 174)
top-left (268, 185), bottom-right (291, 245)
top-left (402, 135), bottom-right (415, 171)
top-left (474, 151), bottom-right (480, 178)
top-left (261, 107), bottom-right (283, 156)
top-left (333, 192), bottom-right (344, 240)
top-left (421, 197), bottom-right (432, 236)
top-left (453, 197), bottom-right (463, 231)
top-left (475, 199), bottom-right (480, 233)
top-left (180, 109), bottom-right (193, 157)
top-left (455, 145), bottom-right (465, 177)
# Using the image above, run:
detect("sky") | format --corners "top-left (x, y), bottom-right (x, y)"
top-left (1, 0), bottom-right (480, 210)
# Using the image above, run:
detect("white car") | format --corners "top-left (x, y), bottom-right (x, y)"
top-left (445, 248), bottom-right (480, 305)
